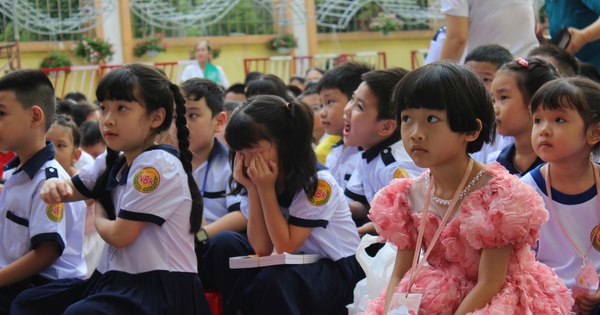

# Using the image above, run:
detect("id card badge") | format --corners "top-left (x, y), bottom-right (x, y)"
top-left (573, 260), bottom-right (599, 296)
top-left (387, 293), bottom-right (422, 315)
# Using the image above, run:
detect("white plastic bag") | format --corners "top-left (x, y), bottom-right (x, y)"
top-left (347, 234), bottom-right (397, 315)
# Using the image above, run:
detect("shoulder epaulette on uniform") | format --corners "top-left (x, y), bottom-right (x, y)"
top-left (45, 167), bottom-right (58, 180)
top-left (381, 147), bottom-right (396, 166)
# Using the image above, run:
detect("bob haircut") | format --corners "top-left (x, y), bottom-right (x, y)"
top-left (391, 61), bottom-right (495, 153)
top-left (531, 77), bottom-right (600, 154)
top-left (225, 95), bottom-right (318, 197)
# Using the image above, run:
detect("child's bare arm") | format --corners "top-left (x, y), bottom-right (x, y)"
top-left (382, 248), bottom-right (415, 315)
top-left (40, 178), bottom-right (86, 204)
top-left (0, 241), bottom-right (61, 287)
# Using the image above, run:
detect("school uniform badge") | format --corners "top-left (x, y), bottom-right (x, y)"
top-left (46, 203), bottom-right (64, 222)
top-left (133, 167), bottom-right (160, 193)
top-left (307, 180), bottom-right (331, 206)
top-left (394, 168), bottom-right (409, 179)
top-left (590, 225), bottom-right (600, 252)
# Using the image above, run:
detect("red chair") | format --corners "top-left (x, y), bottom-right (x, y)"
top-left (204, 290), bottom-right (222, 315)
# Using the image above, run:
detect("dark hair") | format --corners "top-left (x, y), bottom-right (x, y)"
top-left (79, 120), bottom-right (105, 147)
top-left (497, 57), bottom-right (560, 105)
top-left (224, 83), bottom-right (246, 95)
top-left (71, 101), bottom-right (99, 127)
top-left (180, 78), bottom-right (225, 117)
top-left (0, 69), bottom-right (56, 131)
top-left (287, 85), bottom-right (302, 98)
top-left (290, 75), bottom-right (305, 85)
top-left (317, 61), bottom-right (373, 99)
top-left (51, 114), bottom-right (81, 150)
top-left (531, 77), bottom-right (600, 154)
top-left (245, 74), bottom-right (294, 102)
top-left (244, 71), bottom-right (263, 85)
top-left (93, 64), bottom-right (203, 233)
top-left (578, 62), bottom-right (600, 84)
top-left (465, 44), bottom-right (513, 69)
top-left (528, 44), bottom-right (580, 76)
top-left (362, 67), bottom-right (409, 120)
top-left (56, 100), bottom-right (75, 116)
top-left (298, 84), bottom-right (318, 99)
top-left (63, 91), bottom-right (88, 103)
top-left (305, 67), bottom-right (325, 76)
top-left (225, 95), bottom-right (318, 196)
top-left (392, 61), bottom-right (495, 153)
top-left (223, 100), bottom-right (242, 116)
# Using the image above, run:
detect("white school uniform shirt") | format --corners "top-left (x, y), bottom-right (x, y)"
top-left (325, 139), bottom-right (361, 192)
top-left (522, 165), bottom-right (600, 289)
top-left (470, 134), bottom-right (513, 164)
top-left (345, 134), bottom-right (426, 206)
top-left (0, 143), bottom-right (87, 280)
top-left (72, 145), bottom-right (197, 274)
top-left (192, 138), bottom-right (241, 225)
top-left (240, 168), bottom-right (359, 261)
top-left (179, 63), bottom-right (230, 88)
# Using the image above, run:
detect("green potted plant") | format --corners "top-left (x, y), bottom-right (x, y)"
top-left (369, 12), bottom-right (404, 36)
top-left (40, 51), bottom-right (72, 77)
top-left (74, 37), bottom-right (115, 64)
top-left (268, 33), bottom-right (298, 54)
top-left (134, 33), bottom-right (168, 58)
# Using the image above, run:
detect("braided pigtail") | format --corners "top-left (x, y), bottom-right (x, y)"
top-left (170, 83), bottom-right (204, 234)
top-left (91, 147), bottom-right (120, 220)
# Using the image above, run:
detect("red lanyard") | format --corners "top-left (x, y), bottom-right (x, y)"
top-left (406, 158), bottom-right (474, 293)
top-left (545, 162), bottom-right (600, 269)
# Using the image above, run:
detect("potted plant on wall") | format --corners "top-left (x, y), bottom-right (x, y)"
top-left (74, 37), bottom-right (115, 64)
top-left (134, 33), bottom-right (168, 58)
top-left (40, 51), bottom-right (72, 77)
top-left (268, 33), bottom-right (298, 54)
top-left (369, 12), bottom-right (404, 36)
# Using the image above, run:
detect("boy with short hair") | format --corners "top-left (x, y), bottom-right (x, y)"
top-left (223, 83), bottom-right (246, 103)
top-left (528, 44), bottom-right (580, 77)
top-left (465, 44), bottom-right (514, 92)
top-left (317, 61), bottom-right (373, 185)
top-left (0, 69), bottom-right (86, 311)
top-left (179, 78), bottom-right (244, 287)
top-left (78, 120), bottom-right (107, 159)
top-left (343, 68), bottom-right (426, 227)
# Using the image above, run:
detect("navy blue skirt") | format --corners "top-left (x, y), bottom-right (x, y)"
top-left (11, 270), bottom-right (212, 315)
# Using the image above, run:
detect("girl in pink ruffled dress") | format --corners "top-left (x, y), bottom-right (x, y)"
top-left (361, 61), bottom-right (573, 315)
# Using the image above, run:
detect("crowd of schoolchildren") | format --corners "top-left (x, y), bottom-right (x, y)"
top-left (1, 38), bottom-right (600, 315)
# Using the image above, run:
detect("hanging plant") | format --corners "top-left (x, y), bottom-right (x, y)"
top-left (267, 33), bottom-right (298, 51)
top-left (134, 33), bottom-right (168, 58)
top-left (74, 37), bottom-right (115, 64)
top-left (369, 12), bottom-right (404, 35)
top-left (40, 51), bottom-right (72, 69)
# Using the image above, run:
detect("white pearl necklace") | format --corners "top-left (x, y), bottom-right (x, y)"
top-left (425, 169), bottom-right (485, 206)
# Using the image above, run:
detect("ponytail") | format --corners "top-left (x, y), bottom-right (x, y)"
top-left (170, 83), bottom-right (204, 234)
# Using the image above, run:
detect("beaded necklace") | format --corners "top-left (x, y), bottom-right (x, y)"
top-left (424, 168), bottom-right (485, 206)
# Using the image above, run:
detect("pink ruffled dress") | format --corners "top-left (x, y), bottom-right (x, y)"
top-left (362, 163), bottom-right (573, 315)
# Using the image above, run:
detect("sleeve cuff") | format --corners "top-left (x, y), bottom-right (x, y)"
top-left (31, 233), bottom-right (65, 255)
top-left (289, 216), bottom-right (328, 228)
top-left (118, 209), bottom-right (165, 226)
top-left (344, 189), bottom-right (369, 206)
top-left (227, 202), bottom-right (241, 213)
top-left (72, 175), bottom-right (94, 199)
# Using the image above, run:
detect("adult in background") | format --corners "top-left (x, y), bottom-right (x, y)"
top-left (546, 0), bottom-right (600, 71)
top-left (180, 41), bottom-right (230, 88)
top-left (439, 0), bottom-right (538, 63)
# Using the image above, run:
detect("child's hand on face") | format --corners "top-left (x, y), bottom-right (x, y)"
top-left (575, 282), bottom-right (600, 315)
top-left (233, 152), bottom-right (256, 191)
top-left (40, 178), bottom-right (73, 204)
top-left (247, 153), bottom-right (278, 190)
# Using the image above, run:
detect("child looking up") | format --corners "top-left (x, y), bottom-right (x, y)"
top-left (523, 77), bottom-right (600, 315)
top-left (0, 70), bottom-right (86, 313)
top-left (206, 95), bottom-right (363, 315)
top-left (362, 61), bottom-right (572, 315)
top-left (344, 68), bottom-right (425, 227)
top-left (12, 64), bottom-right (211, 314)
top-left (490, 57), bottom-right (559, 177)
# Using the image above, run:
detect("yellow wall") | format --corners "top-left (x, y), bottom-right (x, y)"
top-left (11, 31), bottom-right (432, 99)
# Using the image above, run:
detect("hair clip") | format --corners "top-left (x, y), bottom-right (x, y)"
top-left (285, 102), bottom-right (292, 110)
top-left (517, 58), bottom-right (529, 67)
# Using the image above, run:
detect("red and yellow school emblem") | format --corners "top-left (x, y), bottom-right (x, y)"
top-left (307, 180), bottom-right (331, 207)
top-left (46, 203), bottom-right (64, 222)
top-left (590, 225), bottom-right (600, 252)
top-left (394, 168), bottom-right (409, 179)
top-left (133, 167), bottom-right (160, 193)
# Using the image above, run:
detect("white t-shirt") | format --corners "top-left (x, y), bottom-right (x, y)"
top-left (440, 0), bottom-right (538, 62)
top-left (179, 63), bottom-right (230, 88)
top-left (325, 140), bottom-right (360, 192)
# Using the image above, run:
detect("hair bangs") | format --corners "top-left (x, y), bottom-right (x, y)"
top-left (531, 80), bottom-right (583, 112)
top-left (96, 68), bottom-right (140, 103)
top-left (225, 109), bottom-right (272, 152)
top-left (393, 65), bottom-right (451, 117)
